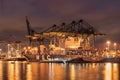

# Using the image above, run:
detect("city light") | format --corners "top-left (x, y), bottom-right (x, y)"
top-left (106, 41), bottom-right (111, 51)
top-left (114, 43), bottom-right (117, 51)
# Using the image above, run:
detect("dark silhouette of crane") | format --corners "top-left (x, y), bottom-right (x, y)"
top-left (25, 16), bottom-right (38, 46)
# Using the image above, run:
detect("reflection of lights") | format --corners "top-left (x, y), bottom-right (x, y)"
top-left (104, 63), bottom-right (119, 80)
top-left (8, 62), bottom-right (15, 80)
top-left (26, 64), bottom-right (32, 80)
top-left (71, 65), bottom-right (76, 80)
top-left (15, 62), bottom-right (20, 80)
top-left (49, 64), bottom-right (54, 80)
top-left (0, 61), bottom-right (3, 80)
top-left (113, 63), bottom-right (118, 80)
top-left (54, 64), bottom-right (64, 80)
top-left (104, 63), bottom-right (112, 80)
top-left (92, 63), bottom-right (95, 68)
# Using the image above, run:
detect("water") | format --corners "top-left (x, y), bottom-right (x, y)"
top-left (0, 61), bottom-right (120, 80)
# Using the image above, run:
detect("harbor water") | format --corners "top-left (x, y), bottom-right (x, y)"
top-left (0, 61), bottom-right (119, 80)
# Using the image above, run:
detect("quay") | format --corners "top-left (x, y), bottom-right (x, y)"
top-left (1, 52), bottom-right (120, 63)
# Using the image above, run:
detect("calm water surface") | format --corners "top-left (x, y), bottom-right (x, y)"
top-left (0, 61), bottom-right (119, 80)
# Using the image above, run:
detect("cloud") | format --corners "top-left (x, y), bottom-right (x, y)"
top-left (0, 0), bottom-right (120, 44)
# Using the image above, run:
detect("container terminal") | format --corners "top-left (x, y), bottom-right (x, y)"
top-left (0, 17), bottom-right (120, 63)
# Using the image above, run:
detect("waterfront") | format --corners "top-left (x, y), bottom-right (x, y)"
top-left (0, 61), bottom-right (119, 80)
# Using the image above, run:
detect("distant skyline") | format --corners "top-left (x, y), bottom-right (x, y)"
top-left (0, 0), bottom-right (120, 46)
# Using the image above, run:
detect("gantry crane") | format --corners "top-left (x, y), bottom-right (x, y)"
top-left (25, 17), bottom-right (105, 51)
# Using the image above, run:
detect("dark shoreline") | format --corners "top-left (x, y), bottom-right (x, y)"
top-left (1, 57), bottom-right (120, 63)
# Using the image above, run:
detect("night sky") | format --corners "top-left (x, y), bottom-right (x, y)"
top-left (0, 0), bottom-right (120, 46)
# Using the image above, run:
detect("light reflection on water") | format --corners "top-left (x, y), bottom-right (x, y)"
top-left (26, 64), bottom-right (32, 80)
top-left (0, 61), bottom-right (119, 80)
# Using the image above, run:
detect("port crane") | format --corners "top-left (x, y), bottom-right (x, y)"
top-left (25, 17), bottom-right (105, 51)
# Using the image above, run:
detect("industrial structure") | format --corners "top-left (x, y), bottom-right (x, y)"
top-left (25, 17), bottom-right (105, 55)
